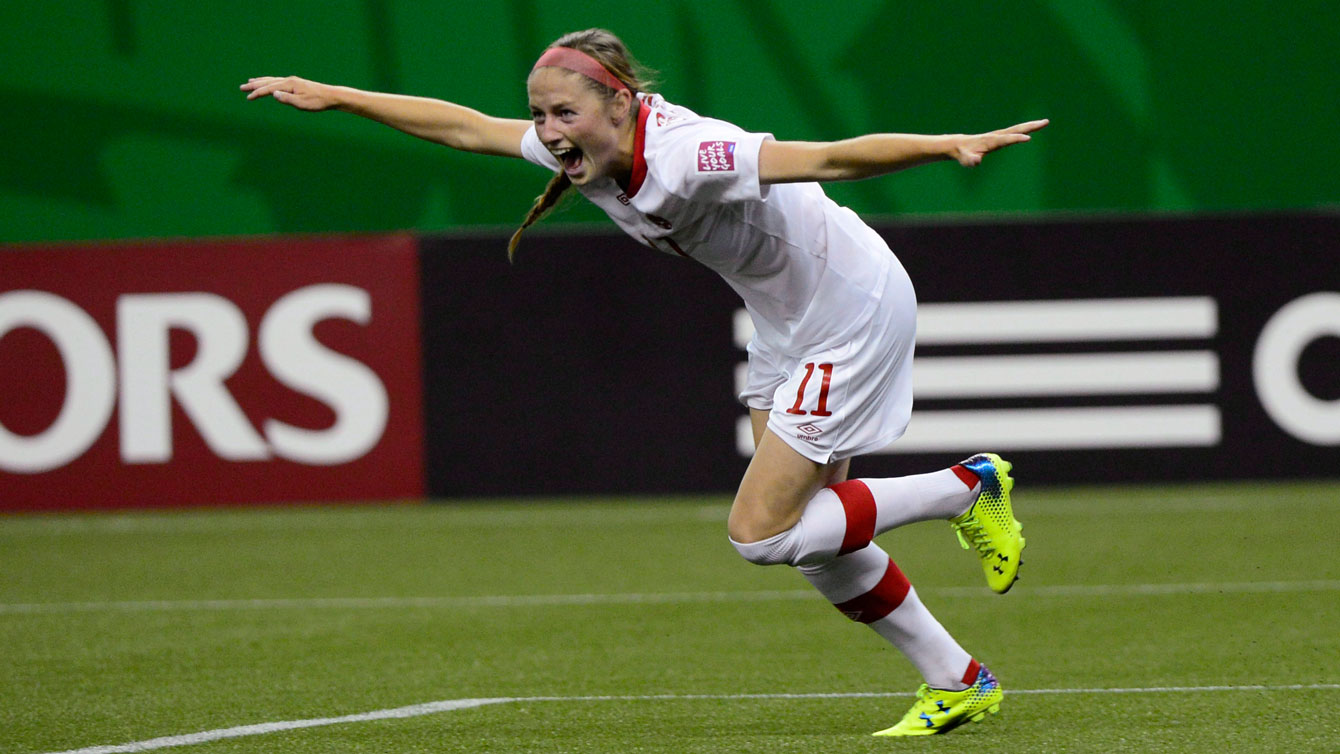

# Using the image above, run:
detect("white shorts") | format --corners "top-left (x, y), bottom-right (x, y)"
top-left (737, 274), bottom-right (917, 464)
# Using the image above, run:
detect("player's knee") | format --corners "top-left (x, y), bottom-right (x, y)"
top-left (729, 529), bottom-right (793, 566)
top-left (728, 511), bottom-right (778, 544)
top-left (728, 491), bottom-right (800, 542)
top-left (726, 511), bottom-right (790, 562)
top-left (728, 485), bottom-right (809, 565)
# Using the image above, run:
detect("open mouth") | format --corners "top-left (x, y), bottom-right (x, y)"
top-left (554, 146), bottom-right (584, 174)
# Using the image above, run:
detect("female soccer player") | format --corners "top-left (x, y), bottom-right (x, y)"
top-left (243, 28), bottom-right (1045, 737)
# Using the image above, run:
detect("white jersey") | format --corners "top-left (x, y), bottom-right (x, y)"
top-left (520, 93), bottom-right (907, 355)
top-left (520, 93), bottom-right (917, 462)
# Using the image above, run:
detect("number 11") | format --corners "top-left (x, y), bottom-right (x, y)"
top-left (785, 362), bottom-right (834, 417)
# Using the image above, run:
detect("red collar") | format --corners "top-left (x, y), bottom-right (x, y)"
top-left (623, 100), bottom-right (652, 198)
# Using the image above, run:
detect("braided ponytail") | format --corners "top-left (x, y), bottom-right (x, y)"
top-left (508, 171), bottom-right (572, 262)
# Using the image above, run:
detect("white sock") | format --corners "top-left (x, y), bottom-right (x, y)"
top-left (730, 467), bottom-right (981, 567)
top-left (862, 467), bottom-right (981, 531)
top-left (797, 542), bottom-right (974, 689)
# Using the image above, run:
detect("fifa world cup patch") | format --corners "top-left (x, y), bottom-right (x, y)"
top-left (697, 141), bottom-right (737, 172)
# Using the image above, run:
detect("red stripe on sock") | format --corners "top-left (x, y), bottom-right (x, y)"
top-left (830, 479), bottom-right (877, 555)
top-left (950, 464), bottom-right (979, 489)
top-left (832, 557), bottom-right (911, 624)
top-left (961, 658), bottom-right (982, 686)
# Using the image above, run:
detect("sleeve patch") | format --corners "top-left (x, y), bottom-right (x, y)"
top-left (696, 141), bottom-right (737, 172)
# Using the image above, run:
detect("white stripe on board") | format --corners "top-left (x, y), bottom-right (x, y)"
top-left (5, 580), bottom-right (1337, 615)
top-left (734, 362), bottom-right (751, 400)
top-left (913, 351), bottom-right (1219, 398)
top-left (880, 405), bottom-right (1222, 452)
top-left (736, 415), bottom-right (756, 456)
top-left (732, 307), bottom-right (754, 349)
top-left (916, 297), bottom-right (1218, 344)
top-left (730, 298), bottom-right (1219, 348)
top-left (41, 684), bottom-right (1340, 754)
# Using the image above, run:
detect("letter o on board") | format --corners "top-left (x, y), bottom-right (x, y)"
top-left (0, 291), bottom-right (117, 473)
top-left (1253, 292), bottom-right (1340, 445)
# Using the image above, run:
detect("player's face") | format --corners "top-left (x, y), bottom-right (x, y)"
top-left (527, 68), bottom-right (633, 186)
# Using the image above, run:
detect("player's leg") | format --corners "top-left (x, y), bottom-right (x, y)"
top-left (798, 542), bottom-right (1003, 738)
top-left (728, 415), bottom-right (996, 733)
top-left (727, 432), bottom-right (1005, 571)
top-left (731, 416), bottom-right (975, 685)
top-left (725, 409), bottom-right (848, 546)
top-left (836, 455), bottom-right (1025, 594)
top-left (729, 423), bottom-right (1022, 591)
top-left (728, 304), bottom-right (1021, 585)
top-left (796, 540), bottom-right (977, 689)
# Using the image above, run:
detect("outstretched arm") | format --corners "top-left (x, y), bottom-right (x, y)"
top-left (758, 119), bottom-right (1049, 184)
top-left (241, 76), bottom-right (531, 158)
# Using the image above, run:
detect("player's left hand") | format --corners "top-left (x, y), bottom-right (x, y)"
top-left (240, 76), bottom-right (339, 111)
top-left (952, 119), bottom-right (1049, 167)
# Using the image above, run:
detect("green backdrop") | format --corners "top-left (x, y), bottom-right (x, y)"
top-left (2, 1), bottom-right (1337, 244)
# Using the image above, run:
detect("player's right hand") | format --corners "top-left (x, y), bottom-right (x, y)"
top-left (240, 76), bottom-right (337, 111)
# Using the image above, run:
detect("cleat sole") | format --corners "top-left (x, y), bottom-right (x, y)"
top-left (968, 703), bottom-right (1002, 725)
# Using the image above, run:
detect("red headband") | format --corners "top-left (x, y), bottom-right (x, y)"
top-left (531, 46), bottom-right (630, 92)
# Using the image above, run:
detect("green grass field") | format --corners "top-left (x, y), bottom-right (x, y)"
top-left (3, 481), bottom-right (1339, 753)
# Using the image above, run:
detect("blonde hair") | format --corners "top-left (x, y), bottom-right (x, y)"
top-left (508, 29), bottom-right (655, 261)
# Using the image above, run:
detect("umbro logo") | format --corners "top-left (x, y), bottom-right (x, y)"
top-left (796, 423), bottom-right (824, 444)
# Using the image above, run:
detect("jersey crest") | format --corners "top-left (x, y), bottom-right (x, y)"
top-left (697, 141), bottom-right (737, 172)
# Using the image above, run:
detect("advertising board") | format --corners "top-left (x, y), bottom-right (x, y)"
top-left (0, 235), bottom-right (423, 510)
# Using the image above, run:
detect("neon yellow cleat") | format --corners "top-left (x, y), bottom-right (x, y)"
top-left (872, 665), bottom-right (1003, 737)
top-left (949, 453), bottom-right (1024, 594)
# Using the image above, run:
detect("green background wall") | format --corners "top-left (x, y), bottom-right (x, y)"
top-left (2, 1), bottom-right (1337, 244)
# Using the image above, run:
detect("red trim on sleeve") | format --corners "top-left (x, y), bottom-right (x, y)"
top-left (833, 557), bottom-right (911, 623)
top-left (624, 100), bottom-right (652, 198)
top-left (830, 479), bottom-right (877, 555)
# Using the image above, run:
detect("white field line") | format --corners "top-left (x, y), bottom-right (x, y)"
top-left (38, 698), bottom-right (510, 754)
top-left (41, 684), bottom-right (1340, 754)
top-left (5, 579), bottom-right (1339, 615)
top-left (9, 490), bottom-right (1340, 537)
